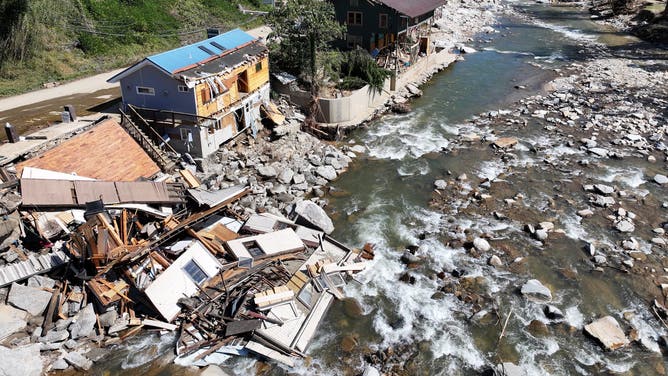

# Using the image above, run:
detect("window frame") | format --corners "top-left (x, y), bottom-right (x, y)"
top-left (182, 259), bottom-right (208, 285)
top-left (255, 61), bottom-right (263, 73)
top-left (347, 11), bottom-right (363, 26)
top-left (379, 13), bottom-right (388, 29)
top-left (136, 86), bottom-right (155, 96)
top-left (178, 85), bottom-right (189, 93)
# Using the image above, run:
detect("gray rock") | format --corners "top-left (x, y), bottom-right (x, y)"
top-left (584, 316), bottom-right (629, 350)
top-left (64, 351), bottom-right (93, 371)
top-left (593, 184), bottom-right (614, 195)
top-left (98, 310), bottom-right (118, 328)
top-left (591, 195), bottom-right (615, 208)
top-left (622, 238), bottom-right (640, 250)
top-left (654, 174), bottom-right (668, 185)
top-left (434, 180), bottom-right (447, 190)
top-left (38, 329), bottom-right (69, 343)
top-left (292, 174), bottom-right (306, 184)
top-left (27, 276), bottom-right (56, 289)
top-left (593, 255), bottom-right (607, 264)
top-left (615, 219), bottom-right (635, 233)
top-left (257, 165), bottom-right (277, 178)
top-left (488, 255), bottom-right (503, 267)
top-left (0, 344), bottom-right (42, 376)
top-left (473, 238), bottom-right (491, 252)
top-left (277, 168), bottom-right (295, 184)
top-left (69, 304), bottom-right (96, 340)
top-left (315, 165), bottom-right (337, 181)
top-left (350, 145), bottom-right (366, 154)
top-left (8, 283), bottom-right (52, 316)
top-left (494, 362), bottom-right (527, 376)
top-left (588, 147), bottom-right (609, 157)
top-left (534, 229), bottom-right (548, 241)
top-left (544, 305), bottom-right (564, 320)
top-left (293, 200), bottom-right (334, 234)
top-left (0, 304), bottom-right (28, 340)
top-left (521, 279), bottom-right (552, 302)
top-left (51, 358), bottom-right (69, 371)
top-left (362, 365), bottom-right (381, 376)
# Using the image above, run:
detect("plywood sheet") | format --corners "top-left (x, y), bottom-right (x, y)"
top-left (74, 181), bottom-right (119, 204)
top-left (115, 181), bottom-right (171, 203)
top-left (21, 179), bottom-right (76, 206)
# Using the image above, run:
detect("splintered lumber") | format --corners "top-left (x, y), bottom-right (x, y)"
top-left (179, 169), bottom-right (201, 188)
top-left (187, 228), bottom-right (223, 256)
top-left (225, 319), bottom-right (262, 337)
top-left (121, 210), bottom-right (128, 245)
top-left (286, 271), bottom-right (309, 294)
top-left (96, 213), bottom-right (123, 247)
top-left (254, 286), bottom-right (294, 309)
top-left (245, 341), bottom-right (295, 367)
top-left (208, 223), bottom-right (239, 242)
top-left (142, 319), bottom-right (178, 331)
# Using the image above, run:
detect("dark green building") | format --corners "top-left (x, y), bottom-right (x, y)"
top-left (329, 0), bottom-right (444, 52)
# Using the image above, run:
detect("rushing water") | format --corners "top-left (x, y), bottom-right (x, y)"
top-left (302, 4), bottom-right (667, 376)
top-left (100, 3), bottom-right (667, 375)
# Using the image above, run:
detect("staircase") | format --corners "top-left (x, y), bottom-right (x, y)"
top-left (119, 109), bottom-right (177, 173)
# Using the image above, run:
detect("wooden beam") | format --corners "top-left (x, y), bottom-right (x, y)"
top-left (96, 214), bottom-right (123, 248)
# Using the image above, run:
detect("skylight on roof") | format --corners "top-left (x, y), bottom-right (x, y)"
top-left (210, 41), bottom-right (227, 52)
top-left (198, 45), bottom-right (216, 56)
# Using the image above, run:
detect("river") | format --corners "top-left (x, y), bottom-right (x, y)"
top-left (93, 2), bottom-right (668, 375)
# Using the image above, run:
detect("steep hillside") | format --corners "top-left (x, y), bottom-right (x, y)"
top-left (0, 0), bottom-right (268, 96)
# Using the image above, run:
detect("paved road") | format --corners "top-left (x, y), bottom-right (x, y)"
top-left (0, 69), bottom-right (124, 113)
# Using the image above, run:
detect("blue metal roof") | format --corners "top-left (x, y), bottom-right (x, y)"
top-left (147, 29), bottom-right (256, 73)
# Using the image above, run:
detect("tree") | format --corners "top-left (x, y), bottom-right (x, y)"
top-left (266, 0), bottom-right (345, 95)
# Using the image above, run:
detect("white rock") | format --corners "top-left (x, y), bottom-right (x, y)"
top-left (577, 209), bottom-right (594, 217)
top-left (316, 165), bottom-right (337, 181)
top-left (69, 304), bottom-right (96, 340)
top-left (654, 174), bottom-right (668, 185)
top-left (521, 279), bottom-right (552, 302)
top-left (0, 304), bottom-right (28, 341)
top-left (200, 365), bottom-right (232, 376)
top-left (473, 238), bottom-right (491, 252)
top-left (7, 283), bottom-right (52, 316)
top-left (0, 344), bottom-right (42, 376)
top-left (488, 255), bottom-right (503, 267)
top-left (434, 180), bottom-right (447, 190)
top-left (588, 147), bottom-right (609, 157)
top-left (294, 200), bottom-right (334, 234)
top-left (277, 168), bottom-right (294, 184)
top-left (64, 351), bottom-right (93, 371)
top-left (584, 316), bottom-right (629, 350)
top-left (593, 184), bottom-right (614, 195)
top-left (615, 219), bottom-right (635, 233)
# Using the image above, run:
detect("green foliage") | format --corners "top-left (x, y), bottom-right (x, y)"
top-left (339, 48), bottom-right (391, 94)
top-left (266, 0), bottom-right (346, 92)
top-left (0, 0), bottom-right (267, 96)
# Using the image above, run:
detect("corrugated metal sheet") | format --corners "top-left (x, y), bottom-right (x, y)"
top-left (379, 0), bottom-right (443, 18)
top-left (148, 29), bottom-right (256, 74)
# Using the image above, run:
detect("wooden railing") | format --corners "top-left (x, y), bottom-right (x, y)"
top-left (119, 110), bottom-right (176, 172)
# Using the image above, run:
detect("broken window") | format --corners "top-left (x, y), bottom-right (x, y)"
top-left (183, 259), bottom-right (208, 285)
top-left (243, 240), bottom-right (264, 258)
top-left (347, 11), bottom-right (362, 26)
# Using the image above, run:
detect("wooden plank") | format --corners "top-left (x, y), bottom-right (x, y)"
top-left (179, 169), bottom-right (201, 189)
top-left (96, 214), bottom-right (123, 248)
top-left (142, 319), bottom-right (178, 331)
top-left (209, 223), bottom-right (238, 242)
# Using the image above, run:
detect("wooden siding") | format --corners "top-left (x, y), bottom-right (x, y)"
top-left (195, 56), bottom-right (269, 118)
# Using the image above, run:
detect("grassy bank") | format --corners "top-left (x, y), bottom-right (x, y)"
top-left (0, 0), bottom-right (268, 97)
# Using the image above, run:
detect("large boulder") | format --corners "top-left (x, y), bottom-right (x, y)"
top-left (63, 351), bottom-right (93, 371)
top-left (293, 200), bottom-right (334, 234)
top-left (584, 316), bottom-right (629, 350)
top-left (0, 344), bottom-right (43, 376)
top-left (520, 279), bottom-right (552, 302)
top-left (315, 165), bottom-right (338, 181)
top-left (69, 304), bottom-right (97, 339)
top-left (7, 283), bottom-right (52, 316)
top-left (0, 304), bottom-right (28, 340)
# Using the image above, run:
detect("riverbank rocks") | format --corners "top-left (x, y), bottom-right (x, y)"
top-left (434, 180), bottom-right (447, 190)
top-left (69, 304), bottom-right (96, 339)
top-left (293, 200), bottom-right (334, 234)
top-left (488, 255), bottom-right (503, 267)
top-left (7, 282), bottom-right (52, 316)
top-left (521, 279), bottom-right (552, 302)
top-left (0, 344), bottom-right (42, 376)
top-left (584, 316), bottom-right (629, 350)
top-left (544, 305), bottom-right (564, 320)
top-left (64, 351), bottom-right (93, 371)
top-left (615, 219), bottom-right (635, 233)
